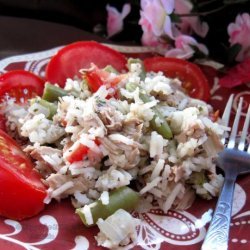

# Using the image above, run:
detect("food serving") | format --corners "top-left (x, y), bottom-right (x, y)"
top-left (0, 41), bottom-right (228, 249)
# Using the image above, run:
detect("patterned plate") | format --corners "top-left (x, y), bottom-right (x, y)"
top-left (0, 46), bottom-right (250, 250)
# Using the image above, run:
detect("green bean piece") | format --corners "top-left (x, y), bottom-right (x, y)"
top-left (125, 82), bottom-right (173, 139)
top-left (125, 82), bottom-right (138, 92)
top-left (127, 58), bottom-right (146, 79)
top-left (31, 98), bottom-right (57, 120)
top-left (42, 83), bottom-right (70, 102)
top-left (103, 65), bottom-right (119, 74)
top-left (150, 108), bottom-right (173, 139)
top-left (76, 186), bottom-right (140, 226)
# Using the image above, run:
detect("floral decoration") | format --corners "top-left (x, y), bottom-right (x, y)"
top-left (105, 0), bottom-right (250, 88)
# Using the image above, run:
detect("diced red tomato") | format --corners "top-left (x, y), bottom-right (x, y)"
top-left (0, 70), bottom-right (45, 103)
top-left (66, 144), bottom-right (89, 163)
top-left (0, 129), bottom-right (47, 220)
top-left (144, 57), bottom-right (211, 102)
top-left (66, 139), bottom-right (100, 164)
top-left (46, 41), bottom-right (127, 87)
top-left (84, 66), bottom-right (126, 94)
top-left (85, 68), bottom-right (110, 93)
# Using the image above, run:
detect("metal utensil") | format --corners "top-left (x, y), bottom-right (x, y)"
top-left (201, 95), bottom-right (250, 250)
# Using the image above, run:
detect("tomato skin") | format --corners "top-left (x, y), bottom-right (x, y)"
top-left (0, 129), bottom-right (46, 220)
top-left (144, 57), bottom-right (210, 102)
top-left (0, 70), bottom-right (45, 103)
top-left (46, 41), bottom-right (127, 87)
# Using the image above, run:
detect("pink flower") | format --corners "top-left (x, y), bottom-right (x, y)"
top-left (228, 13), bottom-right (250, 61)
top-left (165, 35), bottom-right (208, 59)
top-left (174, 0), bottom-right (209, 38)
top-left (139, 0), bottom-right (175, 40)
top-left (106, 4), bottom-right (131, 38)
top-left (139, 12), bottom-right (160, 46)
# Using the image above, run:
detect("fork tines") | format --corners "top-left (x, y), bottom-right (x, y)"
top-left (222, 94), bottom-right (250, 151)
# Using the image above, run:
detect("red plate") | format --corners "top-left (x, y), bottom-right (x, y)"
top-left (0, 45), bottom-right (250, 250)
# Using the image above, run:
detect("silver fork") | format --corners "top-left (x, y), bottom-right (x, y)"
top-left (201, 95), bottom-right (250, 250)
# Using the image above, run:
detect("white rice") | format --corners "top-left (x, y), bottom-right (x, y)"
top-left (162, 183), bottom-right (183, 212)
top-left (139, 176), bottom-right (162, 195)
top-left (81, 205), bottom-right (94, 226)
top-left (74, 191), bottom-right (90, 205)
top-left (149, 131), bottom-right (166, 158)
top-left (51, 181), bottom-right (74, 198)
top-left (150, 159), bottom-right (165, 181)
top-left (108, 134), bottom-right (134, 145)
top-left (99, 191), bottom-right (109, 205)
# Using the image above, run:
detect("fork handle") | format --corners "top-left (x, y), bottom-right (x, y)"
top-left (201, 176), bottom-right (236, 250)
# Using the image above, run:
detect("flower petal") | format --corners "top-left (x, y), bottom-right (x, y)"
top-left (121, 3), bottom-right (131, 19)
top-left (165, 47), bottom-right (194, 59)
top-left (164, 15), bottom-right (174, 39)
top-left (161, 0), bottom-right (175, 14)
top-left (227, 13), bottom-right (250, 61)
top-left (106, 4), bottom-right (131, 38)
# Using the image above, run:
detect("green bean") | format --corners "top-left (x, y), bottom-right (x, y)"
top-left (31, 98), bottom-right (57, 120)
top-left (42, 83), bottom-right (70, 102)
top-left (125, 82), bottom-right (173, 139)
top-left (150, 109), bottom-right (173, 139)
top-left (76, 186), bottom-right (140, 226)
top-left (127, 58), bottom-right (146, 79)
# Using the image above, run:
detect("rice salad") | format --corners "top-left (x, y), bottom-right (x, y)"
top-left (2, 60), bottom-right (227, 249)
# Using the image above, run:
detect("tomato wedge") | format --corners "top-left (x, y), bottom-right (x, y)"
top-left (46, 41), bottom-right (127, 87)
top-left (0, 129), bottom-right (46, 220)
top-left (144, 57), bottom-right (210, 102)
top-left (0, 70), bottom-right (45, 103)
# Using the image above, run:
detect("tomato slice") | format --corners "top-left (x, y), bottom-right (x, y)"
top-left (0, 70), bottom-right (45, 103)
top-left (46, 41), bottom-right (127, 87)
top-left (144, 57), bottom-right (210, 102)
top-left (0, 129), bottom-right (46, 220)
